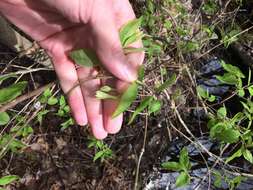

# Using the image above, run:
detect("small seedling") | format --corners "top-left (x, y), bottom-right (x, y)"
top-left (161, 147), bottom-right (191, 187)
top-left (69, 18), bottom-right (144, 119)
top-left (87, 137), bottom-right (113, 162)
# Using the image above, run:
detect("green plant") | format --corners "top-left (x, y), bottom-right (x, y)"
top-left (161, 147), bottom-right (191, 187)
top-left (221, 25), bottom-right (241, 48)
top-left (70, 18), bottom-right (144, 118)
top-left (202, 0), bottom-right (219, 15)
top-left (87, 137), bottom-right (113, 162)
top-left (0, 175), bottom-right (19, 189)
top-left (204, 61), bottom-right (253, 163)
top-left (0, 79), bottom-right (27, 126)
top-left (213, 170), bottom-right (245, 190)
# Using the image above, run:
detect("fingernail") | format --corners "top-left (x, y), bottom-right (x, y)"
top-left (76, 115), bottom-right (88, 126)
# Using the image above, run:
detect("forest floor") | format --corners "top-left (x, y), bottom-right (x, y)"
top-left (0, 0), bottom-right (253, 190)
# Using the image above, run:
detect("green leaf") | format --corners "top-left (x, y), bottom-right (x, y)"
top-left (213, 171), bottom-right (222, 188)
top-left (95, 91), bottom-right (118, 100)
top-left (226, 148), bottom-right (242, 163)
top-left (148, 99), bottom-right (162, 114)
top-left (112, 82), bottom-right (138, 118)
top-left (0, 81), bottom-right (27, 104)
top-left (123, 31), bottom-right (144, 47)
top-left (179, 147), bottom-right (190, 170)
top-left (0, 112), bottom-right (10, 126)
top-left (197, 85), bottom-right (208, 99)
top-left (176, 172), bottom-right (190, 187)
top-left (161, 161), bottom-right (181, 171)
top-left (0, 175), bottom-right (19, 186)
top-left (59, 95), bottom-right (66, 106)
top-left (216, 73), bottom-right (238, 85)
top-left (47, 97), bottom-right (58, 105)
top-left (119, 18), bottom-right (142, 47)
top-left (243, 149), bottom-right (253, 163)
top-left (221, 61), bottom-right (245, 78)
top-left (218, 128), bottom-right (240, 143)
top-left (93, 150), bottom-right (105, 162)
top-left (100, 86), bottom-right (112, 93)
top-left (128, 96), bottom-right (153, 124)
top-left (217, 107), bottom-right (227, 118)
top-left (60, 118), bottom-right (74, 131)
top-left (138, 65), bottom-right (145, 81)
top-left (37, 110), bottom-right (49, 125)
top-left (69, 49), bottom-right (100, 67)
top-left (248, 85), bottom-right (253, 96)
top-left (238, 89), bottom-right (245, 97)
top-left (156, 73), bottom-right (177, 93)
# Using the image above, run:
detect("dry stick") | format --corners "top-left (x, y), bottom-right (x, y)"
top-left (134, 114), bottom-right (148, 190)
top-left (66, 75), bottom-right (112, 96)
top-left (0, 82), bottom-right (55, 113)
top-left (173, 104), bottom-right (223, 162)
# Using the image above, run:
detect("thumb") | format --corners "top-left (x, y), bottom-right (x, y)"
top-left (90, 2), bottom-right (137, 82)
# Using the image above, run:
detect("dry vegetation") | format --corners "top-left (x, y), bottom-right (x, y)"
top-left (0, 0), bottom-right (253, 189)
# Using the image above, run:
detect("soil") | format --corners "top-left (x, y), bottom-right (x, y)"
top-left (0, 1), bottom-right (253, 190)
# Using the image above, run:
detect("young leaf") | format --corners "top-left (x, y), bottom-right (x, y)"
top-left (69, 49), bottom-right (100, 67)
top-left (128, 96), bottom-right (153, 124)
top-left (216, 73), bottom-right (238, 85)
top-left (138, 65), bottom-right (145, 81)
top-left (243, 149), bottom-right (253, 163)
top-left (179, 147), bottom-right (190, 170)
top-left (226, 148), bottom-right (242, 163)
top-left (218, 128), bottom-right (240, 143)
top-left (217, 107), bottom-right (227, 118)
top-left (176, 172), bottom-right (190, 187)
top-left (0, 112), bottom-right (10, 126)
top-left (60, 118), bottom-right (74, 131)
top-left (119, 17), bottom-right (142, 47)
top-left (0, 175), bottom-right (19, 186)
top-left (238, 89), bottom-right (245, 97)
top-left (156, 73), bottom-right (177, 93)
top-left (161, 161), bottom-right (182, 171)
top-left (248, 85), bottom-right (253, 96)
top-left (148, 99), bottom-right (162, 114)
top-left (123, 31), bottom-right (144, 47)
top-left (95, 91), bottom-right (118, 100)
top-left (213, 171), bottom-right (222, 188)
top-left (47, 97), bottom-right (58, 105)
top-left (112, 82), bottom-right (138, 118)
top-left (93, 150), bottom-right (105, 162)
top-left (221, 61), bottom-right (245, 78)
top-left (0, 81), bottom-right (27, 104)
top-left (100, 86), bottom-right (112, 93)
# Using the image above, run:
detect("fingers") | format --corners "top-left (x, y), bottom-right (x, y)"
top-left (90, 1), bottom-right (137, 82)
top-left (77, 67), bottom-right (108, 139)
top-left (51, 54), bottom-right (88, 126)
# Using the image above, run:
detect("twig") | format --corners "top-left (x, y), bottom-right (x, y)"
top-left (0, 82), bottom-right (55, 112)
top-left (134, 114), bottom-right (148, 190)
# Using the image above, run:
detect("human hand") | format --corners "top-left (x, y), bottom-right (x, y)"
top-left (0, 0), bottom-right (144, 139)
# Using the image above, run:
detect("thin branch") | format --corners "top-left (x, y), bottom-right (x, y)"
top-left (134, 114), bottom-right (148, 190)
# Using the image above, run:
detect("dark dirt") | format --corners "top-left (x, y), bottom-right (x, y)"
top-left (1, 1), bottom-right (253, 190)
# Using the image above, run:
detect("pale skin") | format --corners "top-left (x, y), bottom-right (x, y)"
top-left (0, 0), bottom-right (144, 139)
